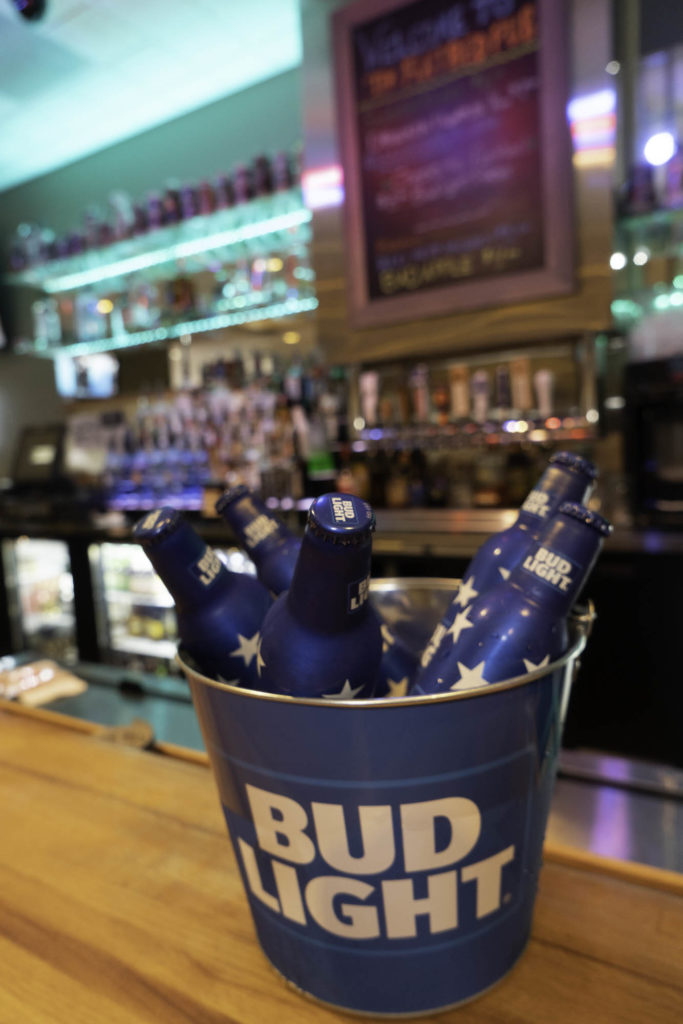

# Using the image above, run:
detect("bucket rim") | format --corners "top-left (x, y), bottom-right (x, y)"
top-left (177, 585), bottom-right (595, 709)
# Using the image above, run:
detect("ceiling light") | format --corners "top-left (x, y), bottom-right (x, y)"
top-left (643, 131), bottom-right (676, 166)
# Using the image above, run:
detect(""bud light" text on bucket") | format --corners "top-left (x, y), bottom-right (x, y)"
top-left (235, 784), bottom-right (515, 941)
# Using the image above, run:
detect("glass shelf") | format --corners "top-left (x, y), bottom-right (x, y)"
top-left (617, 205), bottom-right (683, 234)
top-left (356, 418), bottom-right (597, 449)
top-left (5, 189), bottom-right (311, 294)
top-left (15, 295), bottom-right (319, 359)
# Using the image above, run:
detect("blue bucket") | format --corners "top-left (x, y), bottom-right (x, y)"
top-left (178, 579), bottom-right (593, 1017)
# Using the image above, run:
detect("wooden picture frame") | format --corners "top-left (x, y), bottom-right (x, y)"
top-left (332, 0), bottom-right (574, 329)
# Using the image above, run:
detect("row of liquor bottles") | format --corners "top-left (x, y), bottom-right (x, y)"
top-left (78, 347), bottom-right (594, 514)
top-left (354, 356), bottom-right (580, 429)
top-left (32, 244), bottom-right (314, 348)
top-left (96, 359), bottom-right (349, 511)
top-left (8, 148), bottom-right (301, 272)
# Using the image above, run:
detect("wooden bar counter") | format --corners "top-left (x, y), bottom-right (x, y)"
top-left (1, 701), bottom-right (681, 1024)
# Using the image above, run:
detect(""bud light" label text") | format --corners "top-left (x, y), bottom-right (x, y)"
top-left (243, 514), bottom-right (279, 549)
top-left (348, 574), bottom-right (370, 611)
top-left (520, 489), bottom-right (550, 518)
top-left (192, 548), bottom-right (222, 586)
top-left (522, 545), bottom-right (574, 591)
top-left (331, 496), bottom-right (359, 524)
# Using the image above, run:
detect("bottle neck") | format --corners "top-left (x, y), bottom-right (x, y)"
top-left (286, 532), bottom-right (373, 631)
top-left (516, 465), bottom-right (592, 532)
top-left (142, 522), bottom-right (232, 613)
top-left (509, 514), bottom-right (603, 614)
top-left (221, 494), bottom-right (293, 554)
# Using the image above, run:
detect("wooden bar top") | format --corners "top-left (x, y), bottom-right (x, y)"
top-left (1, 702), bottom-right (681, 1023)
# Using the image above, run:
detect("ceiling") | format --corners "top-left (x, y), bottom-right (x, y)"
top-left (0, 0), bottom-right (302, 194)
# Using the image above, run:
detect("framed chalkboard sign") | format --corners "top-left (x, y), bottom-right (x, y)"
top-left (333, 0), bottom-right (574, 328)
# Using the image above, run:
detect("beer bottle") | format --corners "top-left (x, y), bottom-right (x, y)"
top-left (215, 485), bottom-right (301, 596)
top-left (375, 621), bottom-right (419, 698)
top-left (133, 507), bottom-right (272, 686)
top-left (413, 503), bottom-right (612, 695)
top-left (256, 493), bottom-right (382, 698)
top-left (422, 452), bottom-right (597, 669)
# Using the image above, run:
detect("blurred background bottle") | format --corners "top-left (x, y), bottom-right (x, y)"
top-left (215, 484), bottom-right (301, 595)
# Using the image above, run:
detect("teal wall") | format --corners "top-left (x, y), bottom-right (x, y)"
top-left (0, 67), bottom-right (303, 479)
top-left (0, 67), bottom-right (302, 239)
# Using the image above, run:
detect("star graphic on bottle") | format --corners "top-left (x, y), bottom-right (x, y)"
top-left (380, 622), bottom-right (395, 653)
top-left (322, 679), bottom-right (364, 699)
top-left (445, 606), bottom-right (474, 645)
top-left (522, 654), bottom-right (551, 674)
top-left (498, 566), bottom-right (511, 580)
top-left (386, 676), bottom-right (410, 698)
top-left (455, 575), bottom-right (479, 608)
top-left (449, 660), bottom-right (491, 691)
top-left (256, 635), bottom-right (266, 677)
top-left (230, 631), bottom-right (262, 668)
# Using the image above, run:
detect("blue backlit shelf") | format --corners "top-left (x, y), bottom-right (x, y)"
top-left (6, 189), bottom-right (311, 294)
top-left (15, 296), bottom-right (319, 359)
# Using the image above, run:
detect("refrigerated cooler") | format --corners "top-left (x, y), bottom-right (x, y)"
top-left (1, 537), bottom-right (78, 663)
top-left (88, 540), bottom-right (257, 676)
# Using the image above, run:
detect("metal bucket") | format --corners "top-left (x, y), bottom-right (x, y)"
top-left (178, 579), bottom-right (593, 1017)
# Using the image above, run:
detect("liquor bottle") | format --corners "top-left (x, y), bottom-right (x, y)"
top-left (215, 484), bottom-right (301, 595)
top-left (420, 451), bottom-right (597, 668)
top-left (133, 507), bottom-right (272, 685)
top-left (413, 503), bottom-right (612, 695)
top-left (256, 493), bottom-right (382, 698)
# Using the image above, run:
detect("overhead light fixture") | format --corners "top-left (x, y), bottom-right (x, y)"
top-left (643, 131), bottom-right (677, 166)
top-left (10, 0), bottom-right (47, 22)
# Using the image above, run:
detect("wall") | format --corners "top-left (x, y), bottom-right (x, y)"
top-left (0, 353), bottom-right (65, 481)
top-left (0, 68), bottom-right (302, 240)
top-left (0, 68), bottom-right (303, 479)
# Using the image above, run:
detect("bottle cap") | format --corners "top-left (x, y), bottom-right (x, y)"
top-left (215, 485), bottom-right (250, 515)
top-left (133, 507), bottom-right (183, 544)
top-left (307, 493), bottom-right (375, 545)
top-left (549, 451), bottom-right (598, 480)
top-left (558, 502), bottom-right (613, 536)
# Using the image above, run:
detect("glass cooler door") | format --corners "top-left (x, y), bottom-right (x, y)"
top-left (1, 537), bottom-right (77, 663)
top-left (89, 541), bottom-right (179, 675)
top-left (88, 540), bottom-right (258, 676)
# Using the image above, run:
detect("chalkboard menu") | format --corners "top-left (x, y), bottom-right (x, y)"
top-left (333, 0), bottom-right (573, 328)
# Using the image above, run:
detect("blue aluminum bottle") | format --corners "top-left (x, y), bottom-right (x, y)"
top-left (421, 451), bottom-right (597, 670)
top-left (413, 502), bottom-right (612, 695)
top-left (256, 492), bottom-right (382, 699)
top-left (133, 507), bottom-right (272, 686)
top-left (375, 621), bottom-right (420, 698)
top-left (216, 485), bottom-right (417, 694)
top-left (215, 485), bottom-right (301, 596)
